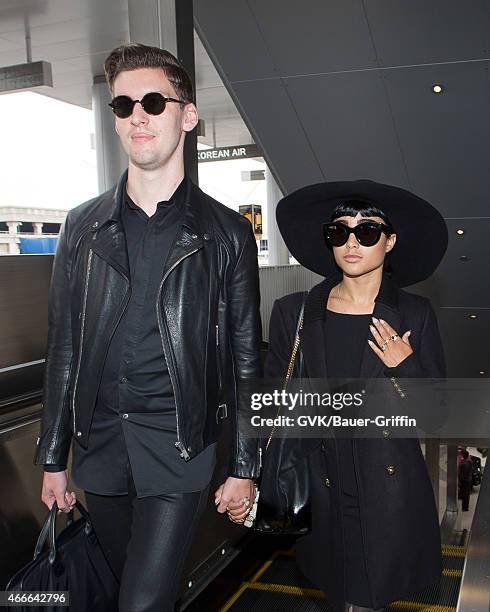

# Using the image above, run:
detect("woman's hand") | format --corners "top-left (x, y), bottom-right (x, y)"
top-left (214, 478), bottom-right (256, 524)
top-left (368, 317), bottom-right (413, 367)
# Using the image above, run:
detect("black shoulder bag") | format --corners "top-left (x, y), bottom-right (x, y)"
top-left (250, 293), bottom-right (311, 534)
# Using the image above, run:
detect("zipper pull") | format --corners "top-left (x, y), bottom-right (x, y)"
top-left (215, 324), bottom-right (219, 346)
top-left (259, 446), bottom-right (262, 470)
top-left (174, 440), bottom-right (190, 461)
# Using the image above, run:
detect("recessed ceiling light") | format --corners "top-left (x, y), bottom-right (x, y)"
top-left (432, 84), bottom-right (443, 94)
top-left (456, 229), bottom-right (465, 235)
top-left (469, 314), bottom-right (477, 319)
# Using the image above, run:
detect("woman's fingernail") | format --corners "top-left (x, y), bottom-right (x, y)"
top-left (372, 317), bottom-right (378, 322)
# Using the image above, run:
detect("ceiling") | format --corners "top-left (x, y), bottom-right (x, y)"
top-left (0, 0), bottom-right (252, 147)
top-left (194, 0), bottom-right (490, 377)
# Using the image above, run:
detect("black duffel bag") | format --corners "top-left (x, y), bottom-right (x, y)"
top-left (6, 500), bottom-right (118, 612)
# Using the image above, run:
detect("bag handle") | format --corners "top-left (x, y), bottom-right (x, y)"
top-left (265, 292), bottom-right (307, 450)
top-left (33, 500), bottom-right (93, 564)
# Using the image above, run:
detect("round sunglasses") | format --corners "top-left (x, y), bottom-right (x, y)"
top-left (323, 221), bottom-right (392, 247)
top-left (108, 92), bottom-right (185, 118)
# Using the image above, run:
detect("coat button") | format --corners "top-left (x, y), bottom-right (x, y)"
top-left (324, 478), bottom-right (331, 487)
top-left (91, 221), bottom-right (99, 229)
top-left (120, 376), bottom-right (128, 383)
top-left (122, 413), bottom-right (129, 419)
top-left (386, 465), bottom-right (396, 475)
top-left (382, 429), bottom-right (390, 438)
top-left (77, 431), bottom-right (82, 437)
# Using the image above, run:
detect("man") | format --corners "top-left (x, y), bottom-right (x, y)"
top-left (34, 43), bottom-right (261, 611)
top-left (458, 449), bottom-right (473, 512)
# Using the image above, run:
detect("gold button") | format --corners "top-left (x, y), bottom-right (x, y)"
top-left (324, 478), bottom-right (331, 487)
top-left (386, 465), bottom-right (396, 475)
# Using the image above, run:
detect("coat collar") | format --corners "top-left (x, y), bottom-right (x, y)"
top-left (88, 171), bottom-right (209, 281)
top-left (301, 271), bottom-right (402, 378)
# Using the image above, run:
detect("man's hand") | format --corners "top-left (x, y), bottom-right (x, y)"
top-left (215, 477), bottom-right (256, 524)
top-left (41, 471), bottom-right (77, 514)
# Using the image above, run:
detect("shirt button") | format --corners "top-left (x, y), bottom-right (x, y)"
top-left (324, 478), bottom-right (331, 487)
top-left (120, 376), bottom-right (128, 383)
top-left (386, 465), bottom-right (396, 475)
top-left (122, 413), bottom-right (129, 419)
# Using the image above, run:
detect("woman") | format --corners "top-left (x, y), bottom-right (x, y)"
top-left (265, 180), bottom-right (448, 612)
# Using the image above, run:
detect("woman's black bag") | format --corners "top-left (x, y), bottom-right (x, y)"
top-left (251, 293), bottom-right (311, 535)
top-left (6, 500), bottom-right (118, 612)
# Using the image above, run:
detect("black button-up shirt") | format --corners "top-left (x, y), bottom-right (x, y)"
top-left (66, 177), bottom-right (216, 496)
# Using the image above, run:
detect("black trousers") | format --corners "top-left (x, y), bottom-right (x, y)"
top-left (84, 465), bottom-right (209, 612)
top-left (459, 481), bottom-right (471, 511)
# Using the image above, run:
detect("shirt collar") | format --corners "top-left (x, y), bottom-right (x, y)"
top-left (124, 175), bottom-right (188, 215)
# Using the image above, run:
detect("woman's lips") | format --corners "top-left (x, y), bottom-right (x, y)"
top-left (344, 255), bottom-right (362, 262)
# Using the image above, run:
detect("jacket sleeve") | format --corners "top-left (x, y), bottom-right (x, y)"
top-left (227, 221), bottom-right (262, 479)
top-left (34, 215), bottom-right (74, 467)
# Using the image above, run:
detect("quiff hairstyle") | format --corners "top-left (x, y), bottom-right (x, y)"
top-left (104, 43), bottom-right (195, 104)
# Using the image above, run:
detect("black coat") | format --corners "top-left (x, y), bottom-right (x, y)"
top-left (265, 271), bottom-right (445, 609)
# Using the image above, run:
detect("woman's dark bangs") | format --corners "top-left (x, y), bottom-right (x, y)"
top-left (330, 199), bottom-right (394, 230)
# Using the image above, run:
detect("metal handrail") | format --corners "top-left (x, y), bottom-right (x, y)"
top-left (456, 461), bottom-right (490, 611)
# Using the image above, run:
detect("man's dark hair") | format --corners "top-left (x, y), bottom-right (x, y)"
top-left (104, 43), bottom-right (195, 104)
top-left (462, 450), bottom-right (470, 460)
top-left (331, 199), bottom-right (395, 232)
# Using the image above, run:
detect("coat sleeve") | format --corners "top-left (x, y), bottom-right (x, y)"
top-left (226, 221), bottom-right (262, 479)
top-left (264, 298), bottom-right (294, 379)
top-left (34, 215), bottom-right (74, 468)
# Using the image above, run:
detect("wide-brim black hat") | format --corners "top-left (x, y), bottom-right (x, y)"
top-left (276, 179), bottom-right (448, 287)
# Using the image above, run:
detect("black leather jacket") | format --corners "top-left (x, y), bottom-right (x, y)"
top-left (34, 171), bottom-right (262, 479)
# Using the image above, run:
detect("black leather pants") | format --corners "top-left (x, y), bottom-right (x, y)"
top-left (84, 468), bottom-right (209, 612)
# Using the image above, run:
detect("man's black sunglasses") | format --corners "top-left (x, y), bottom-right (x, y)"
top-left (323, 221), bottom-right (392, 247)
top-left (108, 92), bottom-right (185, 118)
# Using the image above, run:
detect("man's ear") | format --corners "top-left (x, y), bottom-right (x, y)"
top-left (182, 103), bottom-right (198, 133)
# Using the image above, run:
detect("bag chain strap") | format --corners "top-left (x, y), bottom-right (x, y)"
top-left (265, 297), bottom-right (306, 450)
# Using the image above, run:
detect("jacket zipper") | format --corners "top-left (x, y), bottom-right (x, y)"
top-left (156, 245), bottom-right (202, 460)
top-left (71, 248), bottom-right (93, 434)
top-left (216, 324), bottom-right (222, 392)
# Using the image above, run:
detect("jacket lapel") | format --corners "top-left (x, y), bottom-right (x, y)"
top-left (161, 180), bottom-right (206, 279)
top-left (89, 172), bottom-right (130, 280)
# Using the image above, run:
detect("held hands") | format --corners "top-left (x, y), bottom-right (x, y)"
top-left (41, 471), bottom-right (77, 514)
top-left (215, 477), bottom-right (256, 524)
top-left (368, 317), bottom-right (413, 368)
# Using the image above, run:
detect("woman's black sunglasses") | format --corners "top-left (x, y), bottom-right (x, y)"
top-left (323, 221), bottom-right (392, 247)
top-left (108, 92), bottom-right (185, 118)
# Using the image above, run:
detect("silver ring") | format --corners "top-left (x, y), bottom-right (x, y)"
top-left (381, 342), bottom-right (388, 352)
top-left (391, 334), bottom-right (399, 342)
